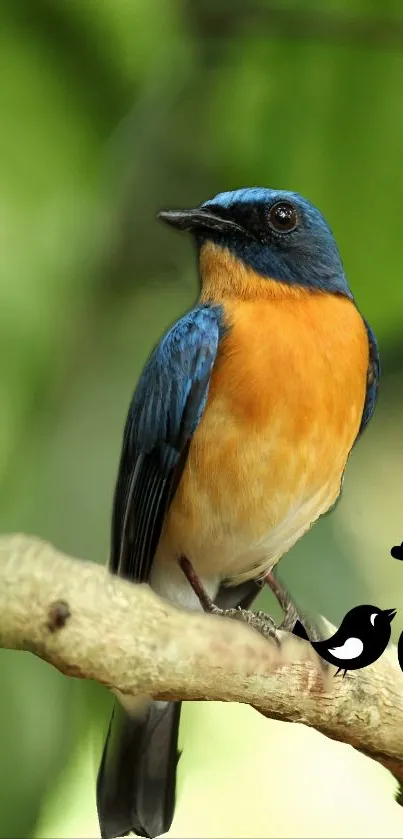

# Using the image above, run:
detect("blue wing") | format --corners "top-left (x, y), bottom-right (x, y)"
top-left (357, 319), bottom-right (380, 437)
top-left (110, 304), bottom-right (223, 583)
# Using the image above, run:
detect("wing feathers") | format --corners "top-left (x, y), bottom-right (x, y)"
top-left (110, 305), bottom-right (222, 584)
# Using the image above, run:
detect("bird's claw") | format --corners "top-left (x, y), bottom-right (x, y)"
top-left (178, 556), bottom-right (280, 643)
top-left (210, 606), bottom-right (280, 643)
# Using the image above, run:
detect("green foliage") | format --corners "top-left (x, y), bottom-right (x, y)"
top-left (1, 1), bottom-right (403, 836)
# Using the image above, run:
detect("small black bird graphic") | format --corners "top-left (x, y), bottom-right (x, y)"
top-left (293, 605), bottom-right (396, 677)
top-left (391, 542), bottom-right (403, 560)
top-left (397, 631), bottom-right (403, 673)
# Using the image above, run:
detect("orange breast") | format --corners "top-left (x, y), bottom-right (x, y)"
top-left (157, 268), bottom-right (369, 586)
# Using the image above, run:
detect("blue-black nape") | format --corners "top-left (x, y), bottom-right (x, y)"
top-left (200, 187), bottom-right (352, 297)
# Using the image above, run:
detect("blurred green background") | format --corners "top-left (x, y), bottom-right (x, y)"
top-left (1, 1), bottom-right (403, 837)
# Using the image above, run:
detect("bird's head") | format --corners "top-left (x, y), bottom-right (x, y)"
top-left (369, 607), bottom-right (397, 627)
top-left (352, 605), bottom-right (397, 631)
top-left (159, 187), bottom-right (351, 299)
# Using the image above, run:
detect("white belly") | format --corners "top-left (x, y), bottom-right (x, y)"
top-left (224, 479), bottom-right (340, 585)
top-left (151, 476), bottom-right (340, 602)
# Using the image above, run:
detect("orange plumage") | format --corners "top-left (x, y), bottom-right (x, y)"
top-left (155, 242), bottom-right (369, 586)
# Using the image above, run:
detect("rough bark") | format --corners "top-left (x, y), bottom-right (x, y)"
top-left (1, 533), bottom-right (402, 785)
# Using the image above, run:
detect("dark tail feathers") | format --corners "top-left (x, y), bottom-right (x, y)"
top-left (96, 577), bottom-right (261, 839)
top-left (97, 699), bottom-right (181, 839)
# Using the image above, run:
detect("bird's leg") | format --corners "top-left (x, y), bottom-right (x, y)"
top-left (178, 556), bottom-right (217, 613)
top-left (178, 556), bottom-right (279, 642)
top-left (263, 570), bottom-right (333, 676)
top-left (264, 570), bottom-right (301, 632)
top-left (264, 569), bottom-right (324, 642)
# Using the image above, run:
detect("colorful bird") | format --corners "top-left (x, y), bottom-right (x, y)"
top-left (96, 187), bottom-right (379, 839)
top-left (293, 605), bottom-right (396, 676)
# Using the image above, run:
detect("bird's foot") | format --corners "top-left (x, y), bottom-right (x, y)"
top-left (221, 607), bottom-right (279, 642)
top-left (263, 570), bottom-right (332, 677)
top-left (178, 556), bottom-right (279, 643)
top-left (263, 569), bottom-right (324, 643)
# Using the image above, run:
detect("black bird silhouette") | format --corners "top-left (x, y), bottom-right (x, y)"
top-left (391, 542), bottom-right (403, 560)
top-left (397, 631), bottom-right (403, 673)
top-left (293, 605), bottom-right (396, 677)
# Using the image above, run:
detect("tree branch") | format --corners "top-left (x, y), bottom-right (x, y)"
top-left (1, 534), bottom-right (402, 786)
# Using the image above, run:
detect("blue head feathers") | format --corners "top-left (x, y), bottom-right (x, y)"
top-left (159, 187), bottom-right (352, 297)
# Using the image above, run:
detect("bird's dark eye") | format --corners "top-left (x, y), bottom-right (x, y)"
top-left (268, 201), bottom-right (298, 234)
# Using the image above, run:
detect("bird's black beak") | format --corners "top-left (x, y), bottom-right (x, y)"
top-left (383, 608), bottom-right (397, 622)
top-left (158, 207), bottom-right (244, 236)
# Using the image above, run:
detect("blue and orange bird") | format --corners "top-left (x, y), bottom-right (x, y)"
top-left (96, 188), bottom-right (379, 839)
